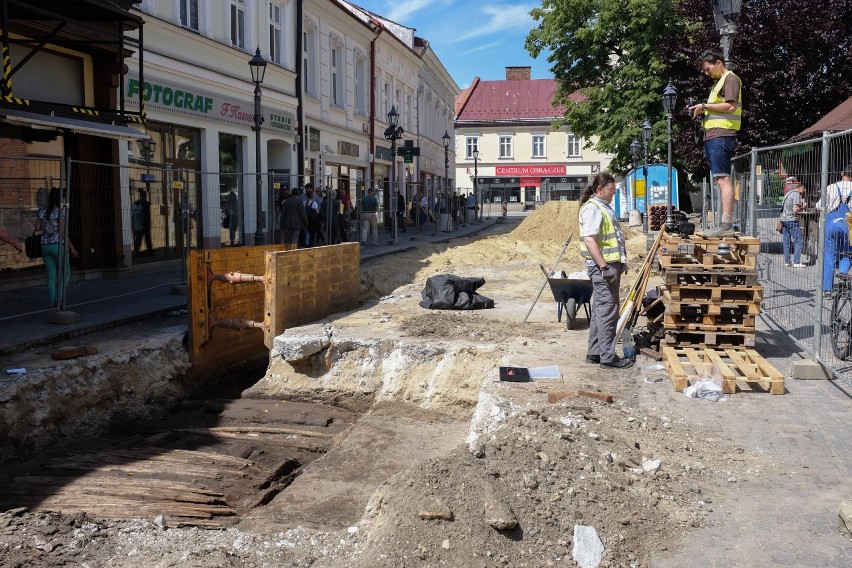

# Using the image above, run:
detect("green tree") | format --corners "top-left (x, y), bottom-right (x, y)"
top-left (526, 0), bottom-right (694, 174)
top-left (527, 0), bottom-right (852, 180)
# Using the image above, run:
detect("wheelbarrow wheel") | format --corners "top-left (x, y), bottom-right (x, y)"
top-left (565, 298), bottom-right (578, 330)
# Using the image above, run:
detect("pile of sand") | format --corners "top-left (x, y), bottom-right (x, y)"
top-left (361, 201), bottom-right (651, 299)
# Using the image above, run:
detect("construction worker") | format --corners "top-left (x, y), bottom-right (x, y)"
top-left (688, 48), bottom-right (742, 238)
top-left (579, 172), bottom-right (632, 369)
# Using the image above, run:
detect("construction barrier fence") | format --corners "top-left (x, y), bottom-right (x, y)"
top-left (733, 128), bottom-right (852, 387)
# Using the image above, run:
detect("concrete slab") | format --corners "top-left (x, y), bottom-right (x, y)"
top-left (791, 359), bottom-right (831, 380)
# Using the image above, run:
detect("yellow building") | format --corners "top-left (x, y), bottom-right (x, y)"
top-left (454, 66), bottom-right (614, 209)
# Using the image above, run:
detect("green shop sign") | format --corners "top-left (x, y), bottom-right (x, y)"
top-left (126, 72), bottom-right (294, 134)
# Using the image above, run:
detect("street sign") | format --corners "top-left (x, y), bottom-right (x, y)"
top-left (140, 173), bottom-right (156, 183)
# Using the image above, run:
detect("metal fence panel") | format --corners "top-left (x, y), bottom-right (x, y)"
top-left (0, 156), bottom-right (65, 320)
top-left (734, 129), bottom-right (852, 387)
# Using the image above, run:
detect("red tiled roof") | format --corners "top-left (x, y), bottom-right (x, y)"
top-left (796, 94), bottom-right (852, 139)
top-left (455, 78), bottom-right (583, 122)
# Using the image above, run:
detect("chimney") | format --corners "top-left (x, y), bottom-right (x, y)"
top-left (505, 66), bottom-right (531, 81)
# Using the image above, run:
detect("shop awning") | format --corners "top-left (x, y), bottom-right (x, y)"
top-left (0, 108), bottom-right (148, 141)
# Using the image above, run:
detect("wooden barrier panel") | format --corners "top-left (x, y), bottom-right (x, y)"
top-left (188, 245), bottom-right (288, 373)
top-left (264, 243), bottom-right (360, 348)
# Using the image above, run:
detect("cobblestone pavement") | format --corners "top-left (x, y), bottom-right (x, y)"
top-left (645, 317), bottom-right (852, 567)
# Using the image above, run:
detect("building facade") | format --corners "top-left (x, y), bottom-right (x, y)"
top-left (454, 67), bottom-right (614, 209)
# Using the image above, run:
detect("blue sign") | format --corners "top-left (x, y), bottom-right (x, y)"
top-left (140, 173), bottom-right (157, 182)
top-left (619, 163), bottom-right (679, 218)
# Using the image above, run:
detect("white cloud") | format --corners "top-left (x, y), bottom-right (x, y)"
top-left (384, 0), bottom-right (435, 23)
top-left (451, 4), bottom-right (536, 43)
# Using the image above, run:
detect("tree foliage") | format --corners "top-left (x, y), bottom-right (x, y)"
top-left (526, 0), bottom-right (852, 180)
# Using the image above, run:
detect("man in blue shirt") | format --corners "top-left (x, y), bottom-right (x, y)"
top-left (360, 188), bottom-right (379, 246)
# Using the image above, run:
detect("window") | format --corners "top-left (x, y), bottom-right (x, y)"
top-left (331, 47), bottom-right (340, 106)
top-left (384, 82), bottom-right (390, 115)
top-left (499, 135), bottom-right (513, 159)
top-left (532, 134), bottom-right (546, 158)
top-left (303, 25), bottom-right (317, 96)
top-left (269, 3), bottom-right (282, 64)
top-left (465, 137), bottom-right (479, 159)
top-left (230, 0), bottom-right (246, 49)
top-left (406, 94), bottom-right (412, 131)
top-left (354, 57), bottom-right (366, 115)
top-left (180, 0), bottom-right (198, 30)
top-left (567, 133), bottom-right (582, 158)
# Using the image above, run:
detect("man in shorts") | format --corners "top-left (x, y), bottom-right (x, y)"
top-left (688, 49), bottom-right (742, 237)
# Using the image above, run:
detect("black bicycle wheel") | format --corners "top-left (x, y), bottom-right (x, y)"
top-left (566, 298), bottom-right (577, 330)
top-left (830, 290), bottom-right (852, 361)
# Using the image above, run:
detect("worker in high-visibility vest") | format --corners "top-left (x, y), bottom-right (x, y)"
top-left (579, 172), bottom-right (631, 369)
top-left (689, 48), bottom-right (742, 238)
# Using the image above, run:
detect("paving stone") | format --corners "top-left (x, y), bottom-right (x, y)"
top-left (796, 551), bottom-right (829, 566)
top-left (769, 552), bottom-right (797, 565)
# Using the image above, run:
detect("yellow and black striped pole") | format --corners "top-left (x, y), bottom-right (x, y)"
top-left (2, 44), bottom-right (11, 97)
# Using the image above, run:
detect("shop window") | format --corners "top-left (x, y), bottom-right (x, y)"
top-left (219, 133), bottom-right (244, 246)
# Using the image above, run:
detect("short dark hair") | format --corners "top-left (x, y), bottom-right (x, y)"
top-left (367, 188), bottom-right (375, 194)
top-left (843, 165), bottom-right (852, 177)
top-left (697, 48), bottom-right (724, 66)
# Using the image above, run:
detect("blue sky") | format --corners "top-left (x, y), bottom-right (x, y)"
top-left (351, 1), bottom-right (552, 88)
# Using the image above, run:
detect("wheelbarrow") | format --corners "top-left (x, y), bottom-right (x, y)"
top-left (540, 265), bottom-right (593, 329)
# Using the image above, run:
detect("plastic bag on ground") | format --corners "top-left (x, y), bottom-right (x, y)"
top-left (683, 378), bottom-right (729, 402)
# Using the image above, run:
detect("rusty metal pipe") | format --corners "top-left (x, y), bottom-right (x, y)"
top-left (206, 266), bottom-right (266, 286)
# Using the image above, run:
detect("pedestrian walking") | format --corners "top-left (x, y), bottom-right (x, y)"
top-left (35, 187), bottom-right (78, 307)
top-left (132, 188), bottom-right (153, 255)
top-left (579, 172), bottom-right (632, 369)
top-left (780, 183), bottom-right (806, 267)
top-left (360, 188), bottom-right (379, 246)
top-left (280, 188), bottom-right (307, 245)
top-left (396, 189), bottom-right (407, 233)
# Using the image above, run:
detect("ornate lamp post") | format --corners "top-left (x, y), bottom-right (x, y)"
top-left (472, 148), bottom-right (480, 224)
top-left (249, 48), bottom-right (267, 245)
top-left (662, 82), bottom-right (678, 231)
top-left (629, 137), bottom-right (640, 211)
top-left (384, 105), bottom-right (404, 242)
top-left (442, 130), bottom-right (451, 232)
top-left (711, 0), bottom-right (742, 68)
top-left (641, 119), bottom-right (652, 233)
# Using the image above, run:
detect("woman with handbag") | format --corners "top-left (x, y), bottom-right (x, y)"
top-left (780, 183), bottom-right (806, 268)
top-left (35, 187), bottom-right (78, 307)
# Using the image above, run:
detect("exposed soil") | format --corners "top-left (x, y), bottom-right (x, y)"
top-left (0, 202), bottom-right (764, 567)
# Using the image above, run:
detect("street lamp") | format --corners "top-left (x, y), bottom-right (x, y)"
top-left (472, 148), bottom-right (480, 224)
top-left (384, 105), bottom-right (404, 242)
top-left (711, 0), bottom-right (742, 68)
top-left (662, 81), bottom-right (678, 231)
top-left (641, 119), bottom-right (652, 233)
top-left (629, 138), bottom-right (640, 211)
top-left (442, 130), bottom-right (451, 232)
top-left (249, 47), bottom-right (267, 246)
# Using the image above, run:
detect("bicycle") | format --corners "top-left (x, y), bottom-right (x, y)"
top-left (830, 272), bottom-right (852, 360)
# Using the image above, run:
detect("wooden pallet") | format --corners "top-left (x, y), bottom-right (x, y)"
top-left (663, 329), bottom-right (755, 348)
top-left (661, 289), bottom-right (762, 315)
top-left (658, 250), bottom-right (757, 270)
top-left (662, 268), bottom-right (759, 287)
top-left (665, 283), bottom-right (764, 303)
top-left (665, 233), bottom-right (761, 254)
top-left (662, 346), bottom-right (785, 394)
top-left (663, 311), bottom-right (756, 331)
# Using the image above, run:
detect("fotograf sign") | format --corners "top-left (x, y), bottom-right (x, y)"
top-left (126, 72), bottom-right (294, 134)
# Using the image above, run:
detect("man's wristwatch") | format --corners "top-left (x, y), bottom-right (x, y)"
top-left (701, 103), bottom-right (707, 111)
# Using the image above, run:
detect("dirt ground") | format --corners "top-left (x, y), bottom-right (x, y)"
top-left (0, 202), bottom-right (764, 567)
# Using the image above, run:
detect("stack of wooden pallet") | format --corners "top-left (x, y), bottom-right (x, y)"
top-left (655, 231), bottom-right (784, 395)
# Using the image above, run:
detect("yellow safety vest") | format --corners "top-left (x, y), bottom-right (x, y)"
top-left (704, 70), bottom-right (742, 131)
top-left (580, 199), bottom-right (622, 263)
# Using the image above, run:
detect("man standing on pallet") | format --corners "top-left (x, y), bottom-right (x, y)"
top-left (580, 172), bottom-right (633, 369)
top-left (689, 49), bottom-right (742, 238)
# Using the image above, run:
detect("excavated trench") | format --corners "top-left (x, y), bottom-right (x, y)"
top-left (0, 322), bottom-right (487, 532)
